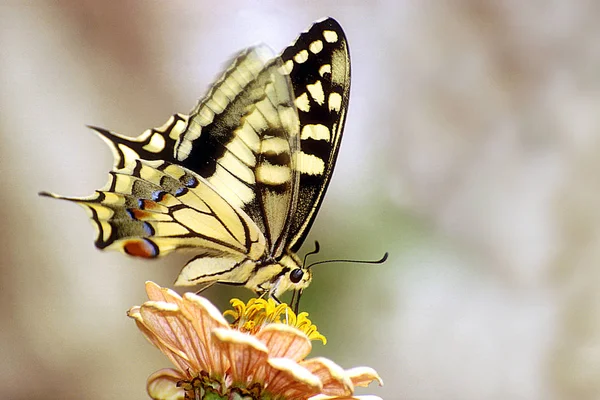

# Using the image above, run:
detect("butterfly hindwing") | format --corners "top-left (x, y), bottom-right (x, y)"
top-left (41, 159), bottom-right (266, 262)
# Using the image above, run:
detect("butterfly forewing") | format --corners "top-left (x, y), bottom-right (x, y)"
top-left (281, 18), bottom-right (351, 252)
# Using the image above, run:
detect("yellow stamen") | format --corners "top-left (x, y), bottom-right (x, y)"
top-left (224, 298), bottom-right (326, 344)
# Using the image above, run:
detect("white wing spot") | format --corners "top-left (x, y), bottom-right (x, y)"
top-left (309, 40), bottom-right (323, 54)
top-left (301, 124), bottom-right (330, 141)
top-left (294, 49), bottom-right (309, 64)
top-left (328, 92), bottom-right (342, 112)
top-left (293, 152), bottom-right (325, 176)
top-left (177, 139), bottom-right (192, 160)
top-left (306, 80), bottom-right (325, 105)
top-left (261, 137), bottom-right (289, 155)
top-left (256, 164), bottom-right (291, 185)
top-left (171, 117), bottom-right (188, 140)
top-left (143, 132), bottom-right (166, 153)
top-left (319, 64), bottom-right (331, 77)
top-left (323, 30), bottom-right (338, 43)
top-left (295, 92), bottom-right (310, 112)
top-left (278, 60), bottom-right (294, 75)
top-left (278, 105), bottom-right (299, 135)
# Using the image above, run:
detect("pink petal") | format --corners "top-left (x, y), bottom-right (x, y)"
top-left (255, 324), bottom-right (312, 361)
top-left (138, 302), bottom-right (197, 375)
top-left (345, 367), bottom-right (383, 387)
top-left (309, 396), bottom-right (383, 400)
top-left (145, 282), bottom-right (231, 376)
top-left (145, 281), bottom-right (183, 303)
top-left (181, 293), bottom-right (231, 376)
top-left (301, 357), bottom-right (353, 396)
top-left (212, 328), bottom-right (269, 384)
top-left (263, 357), bottom-right (322, 399)
top-left (147, 368), bottom-right (185, 400)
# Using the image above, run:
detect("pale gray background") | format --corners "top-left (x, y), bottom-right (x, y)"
top-left (2, 1), bottom-right (600, 399)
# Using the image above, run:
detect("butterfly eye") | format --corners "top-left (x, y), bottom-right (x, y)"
top-left (290, 268), bottom-right (304, 284)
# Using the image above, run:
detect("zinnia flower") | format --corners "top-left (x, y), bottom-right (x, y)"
top-left (128, 281), bottom-right (383, 400)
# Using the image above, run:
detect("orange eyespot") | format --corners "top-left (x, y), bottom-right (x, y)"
top-left (123, 239), bottom-right (158, 258)
top-left (127, 209), bottom-right (153, 220)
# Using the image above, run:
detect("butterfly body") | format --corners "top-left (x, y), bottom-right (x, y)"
top-left (41, 18), bottom-right (349, 301)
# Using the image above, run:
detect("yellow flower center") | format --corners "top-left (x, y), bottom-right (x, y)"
top-left (224, 298), bottom-right (327, 344)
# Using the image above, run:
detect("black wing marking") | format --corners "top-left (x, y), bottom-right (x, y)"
top-left (281, 17), bottom-right (351, 252)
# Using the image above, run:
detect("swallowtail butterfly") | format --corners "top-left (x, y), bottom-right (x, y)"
top-left (41, 18), bottom-right (350, 308)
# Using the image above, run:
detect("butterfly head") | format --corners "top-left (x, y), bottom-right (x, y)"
top-left (273, 252), bottom-right (312, 296)
top-left (273, 251), bottom-right (312, 314)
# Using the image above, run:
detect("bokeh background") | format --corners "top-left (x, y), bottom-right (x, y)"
top-left (3, 1), bottom-right (600, 399)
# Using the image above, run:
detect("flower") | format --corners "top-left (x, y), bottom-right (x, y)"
top-left (128, 282), bottom-right (383, 400)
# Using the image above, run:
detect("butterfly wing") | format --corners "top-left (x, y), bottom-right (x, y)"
top-left (83, 19), bottom-right (349, 256)
top-left (174, 51), bottom-right (301, 257)
top-left (40, 159), bottom-right (272, 286)
top-left (43, 44), bottom-right (301, 255)
top-left (41, 159), bottom-right (266, 257)
top-left (87, 45), bottom-right (277, 169)
top-left (41, 18), bottom-right (350, 291)
top-left (281, 18), bottom-right (351, 252)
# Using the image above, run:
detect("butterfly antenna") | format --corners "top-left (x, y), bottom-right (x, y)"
top-left (302, 241), bottom-right (321, 268)
top-left (307, 252), bottom-right (389, 269)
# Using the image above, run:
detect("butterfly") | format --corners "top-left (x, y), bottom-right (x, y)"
top-left (41, 18), bottom-right (350, 310)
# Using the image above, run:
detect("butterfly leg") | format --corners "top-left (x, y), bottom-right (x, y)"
top-left (290, 289), bottom-right (303, 315)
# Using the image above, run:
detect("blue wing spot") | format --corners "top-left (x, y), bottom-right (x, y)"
top-left (175, 186), bottom-right (188, 196)
top-left (182, 174), bottom-right (199, 188)
top-left (142, 221), bottom-right (155, 236)
top-left (152, 190), bottom-right (167, 202)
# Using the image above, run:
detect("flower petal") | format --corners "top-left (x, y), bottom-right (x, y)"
top-left (345, 367), bottom-right (383, 387)
top-left (309, 395), bottom-right (383, 400)
top-left (132, 288), bottom-right (234, 378)
top-left (146, 281), bottom-right (232, 374)
top-left (145, 281), bottom-right (184, 304)
top-left (301, 357), bottom-right (353, 396)
top-left (147, 368), bottom-right (186, 400)
top-left (212, 327), bottom-right (269, 384)
top-left (179, 292), bottom-right (231, 376)
top-left (132, 301), bottom-right (196, 374)
top-left (263, 357), bottom-right (322, 399)
top-left (255, 324), bottom-right (312, 361)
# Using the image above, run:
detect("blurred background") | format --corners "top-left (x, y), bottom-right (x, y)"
top-left (2, 1), bottom-right (600, 399)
